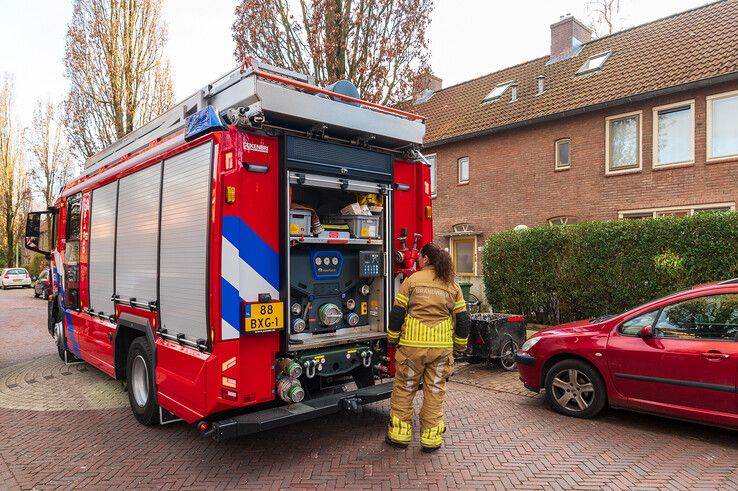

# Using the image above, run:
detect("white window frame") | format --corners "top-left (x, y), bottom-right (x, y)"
top-left (457, 156), bottom-right (469, 184)
top-left (450, 236), bottom-right (477, 276)
top-left (618, 202), bottom-right (735, 219)
top-left (425, 153), bottom-right (437, 198)
top-left (706, 89), bottom-right (738, 162)
top-left (555, 138), bottom-right (571, 170)
top-left (605, 110), bottom-right (643, 175)
top-left (483, 80), bottom-right (514, 103)
top-left (652, 100), bottom-right (695, 168)
top-left (576, 50), bottom-right (612, 75)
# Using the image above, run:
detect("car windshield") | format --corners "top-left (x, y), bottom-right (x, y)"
top-left (8, 269), bottom-right (26, 274)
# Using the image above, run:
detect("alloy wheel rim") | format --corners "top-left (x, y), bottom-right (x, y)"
top-left (131, 355), bottom-right (150, 407)
top-left (551, 368), bottom-right (595, 412)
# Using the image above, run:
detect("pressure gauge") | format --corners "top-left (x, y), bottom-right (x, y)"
top-left (345, 312), bottom-right (360, 326)
top-left (291, 303), bottom-right (302, 315)
top-left (344, 298), bottom-right (356, 310)
top-left (360, 284), bottom-right (371, 296)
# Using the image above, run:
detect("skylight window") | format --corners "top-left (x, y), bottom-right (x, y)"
top-left (576, 51), bottom-right (612, 75)
top-left (483, 80), bottom-right (515, 103)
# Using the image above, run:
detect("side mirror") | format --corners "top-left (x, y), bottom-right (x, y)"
top-left (25, 211), bottom-right (54, 258)
top-left (638, 325), bottom-right (653, 338)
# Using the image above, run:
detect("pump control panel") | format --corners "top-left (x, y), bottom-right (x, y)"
top-left (359, 251), bottom-right (383, 278)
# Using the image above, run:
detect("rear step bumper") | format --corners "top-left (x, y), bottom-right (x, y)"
top-left (201, 381), bottom-right (394, 441)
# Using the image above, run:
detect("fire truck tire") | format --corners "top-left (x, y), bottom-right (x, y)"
top-left (126, 337), bottom-right (159, 426)
top-left (53, 321), bottom-right (67, 362)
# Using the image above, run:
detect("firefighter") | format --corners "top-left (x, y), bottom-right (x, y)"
top-left (385, 242), bottom-right (471, 452)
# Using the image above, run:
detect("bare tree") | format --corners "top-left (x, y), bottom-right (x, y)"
top-left (0, 75), bottom-right (32, 267)
top-left (27, 99), bottom-right (77, 207)
top-left (586, 0), bottom-right (622, 37)
top-left (233, 0), bottom-right (434, 105)
top-left (63, 0), bottom-right (175, 161)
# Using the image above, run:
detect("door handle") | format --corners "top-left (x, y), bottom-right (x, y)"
top-left (701, 352), bottom-right (730, 360)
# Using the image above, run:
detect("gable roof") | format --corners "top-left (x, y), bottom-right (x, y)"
top-left (413, 0), bottom-right (738, 147)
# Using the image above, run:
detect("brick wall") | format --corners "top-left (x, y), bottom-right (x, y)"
top-left (427, 81), bottom-right (738, 296)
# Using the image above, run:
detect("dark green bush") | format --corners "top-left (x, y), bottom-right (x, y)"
top-left (482, 212), bottom-right (738, 325)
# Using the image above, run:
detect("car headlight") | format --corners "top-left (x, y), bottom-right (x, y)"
top-left (521, 337), bottom-right (541, 352)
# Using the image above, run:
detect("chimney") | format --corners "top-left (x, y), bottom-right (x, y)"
top-left (414, 73), bottom-right (443, 103)
top-left (536, 75), bottom-right (545, 95)
top-left (550, 15), bottom-right (592, 60)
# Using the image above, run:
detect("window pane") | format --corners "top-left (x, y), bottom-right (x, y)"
top-left (609, 116), bottom-right (639, 168)
top-left (620, 310), bottom-right (658, 336)
top-left (711, 94), bottom-right (738, 158)
top-left (654, 210), bottom-right (689, 217)
top-left (655, 295), bottom-right (738, 340)
top-left (657, 106), bottom-right (692, 164)
top-left (427, 155), bottom-right (437, 195)
top-left (454, 240), bottom-right (474, 274)
top-left (557, 141), bottom-right (570, 166)
top-left (458, 158), bottom-right (469, 182)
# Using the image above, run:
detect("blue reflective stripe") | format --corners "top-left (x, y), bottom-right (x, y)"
top-left (64, 311), bottom-right (80, 357)
top-left (221, 278), bottom-right (242, 333)
top-left (222, 216), bottom-right (279, 291)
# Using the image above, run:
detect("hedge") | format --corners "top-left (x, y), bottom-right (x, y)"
top-left (482, 212), bottom-right (738, 325)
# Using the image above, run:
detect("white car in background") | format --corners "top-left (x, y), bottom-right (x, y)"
top-left (1, 268), bottom-right (32, 289)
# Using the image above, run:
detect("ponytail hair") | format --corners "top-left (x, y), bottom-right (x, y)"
top-left (420, 242), bottom-right (454, 285)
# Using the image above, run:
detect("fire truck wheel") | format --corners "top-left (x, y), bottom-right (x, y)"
top-left (126, 337), bottom-right (159, 425)
top-left (53, 321), bottom-right (66, 362)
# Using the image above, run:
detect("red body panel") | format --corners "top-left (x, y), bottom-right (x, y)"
top-left (392, 159), bottom-right (433, 276)
top-left (517, 283), bottom-right (738, 429)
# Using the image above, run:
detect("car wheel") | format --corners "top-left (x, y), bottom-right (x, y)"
top-left (126, 337), bottom-right (159, 426)
top-left (544, 359), bottom-right (606, 418)
top-left (499, 339), bottom-right (518, 371)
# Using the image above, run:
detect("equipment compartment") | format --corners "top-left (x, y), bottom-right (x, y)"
top-left (286, 173), bottom-right (389, 351)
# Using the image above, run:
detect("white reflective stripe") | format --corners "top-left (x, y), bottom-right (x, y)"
top-left (221, 238), bottom-right (240, 287)
top-left (432, 357), bottom-right (447, 394)
top-left (405, 365), bottom-right (417, 390)
top-left (221, 318), bottom-right (239, 340)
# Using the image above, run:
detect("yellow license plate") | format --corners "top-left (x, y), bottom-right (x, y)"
top-left (243, 302), bottom-right (284, 333)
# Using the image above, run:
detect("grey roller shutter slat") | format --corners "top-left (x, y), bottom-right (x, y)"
top-left (89, 181), bottom-right (117, 316)
top-left (159, 142), bottom-right (212, 342)
top-left (115, 163), bottom-right (161, 303)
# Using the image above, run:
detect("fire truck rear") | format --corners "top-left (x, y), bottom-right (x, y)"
top-left (24, 60), bottom-right (431, 440)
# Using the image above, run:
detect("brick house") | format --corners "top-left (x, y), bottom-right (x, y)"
top-left (409, 0), bottom-right (738, 296)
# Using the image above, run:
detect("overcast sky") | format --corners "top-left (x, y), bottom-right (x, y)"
top-left (0, 0), bottom-right (711, 126)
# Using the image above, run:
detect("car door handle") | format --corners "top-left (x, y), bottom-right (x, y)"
top-left (701, 352), bottom-right (730, 360)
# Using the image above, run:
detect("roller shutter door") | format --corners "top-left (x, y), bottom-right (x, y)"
top-left (159, 142), bottom-right (212, 342)
top-left (115, 163), bottom-right (162, 304)
top-left (88, 181), bottom-right (117, 316)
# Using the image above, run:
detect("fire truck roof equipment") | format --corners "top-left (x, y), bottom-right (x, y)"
top-left (77, 60), bottom-right (426, 185)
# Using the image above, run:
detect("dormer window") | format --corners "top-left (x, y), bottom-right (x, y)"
top-left (576, 50), bottom-right (611, 75)
top-left (483, 80), bottom-right (515, 103)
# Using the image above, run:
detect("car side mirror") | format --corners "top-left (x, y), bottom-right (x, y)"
top-left (638, 325), bottom-right (652, 338)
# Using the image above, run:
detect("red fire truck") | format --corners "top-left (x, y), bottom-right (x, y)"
top-left (24, 60), bottom-right (431, 440)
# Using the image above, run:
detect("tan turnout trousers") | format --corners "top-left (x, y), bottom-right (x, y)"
top-left (388, 346), bottom-right (454, 448)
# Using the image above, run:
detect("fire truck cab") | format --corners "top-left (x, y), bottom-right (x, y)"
top-left (24, 60), bottom-right (431, 440)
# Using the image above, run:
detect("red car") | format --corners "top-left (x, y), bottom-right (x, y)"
top-left (515, 279), bottom-right (738, 429)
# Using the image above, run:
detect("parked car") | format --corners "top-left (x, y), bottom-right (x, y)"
top-left (33, 269), bottom-right (51, 299)
top-left (1, 268), bottom-right (32, 289)
top-left (515, 279), bottom-right (738, 429)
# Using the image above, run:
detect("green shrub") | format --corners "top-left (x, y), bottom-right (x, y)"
top-left (482, 212), bottom-right (738, 325)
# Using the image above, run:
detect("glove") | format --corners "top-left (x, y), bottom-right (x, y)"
top-left (453, 343), bottom-right (467, 358)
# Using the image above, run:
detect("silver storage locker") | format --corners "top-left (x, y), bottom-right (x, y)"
top-left (115, 162), bottom-right (162, 304)
top-left (159, 142), bottom-right (212, 342)
top-left (88, 181), bottom-right (117, 317)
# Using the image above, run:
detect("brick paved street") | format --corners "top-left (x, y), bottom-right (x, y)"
top-left (1, 288), bottom-right (738, 490)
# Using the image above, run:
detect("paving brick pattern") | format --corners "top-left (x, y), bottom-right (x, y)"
top-left (1, 288), bottom-right (738, 490)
